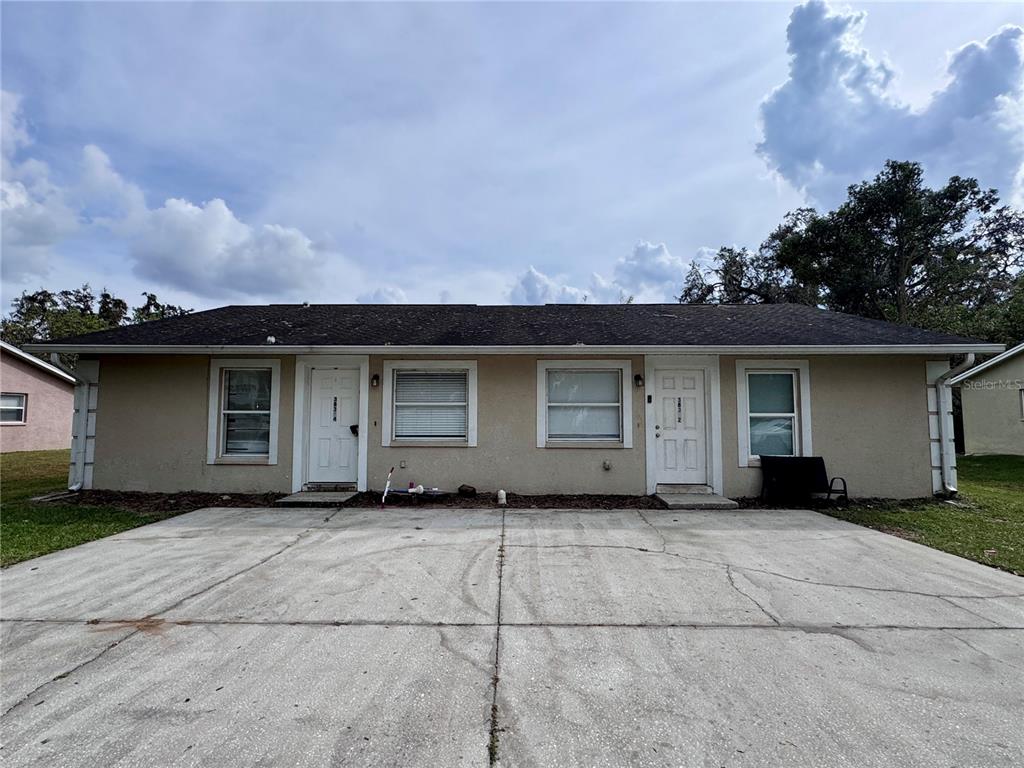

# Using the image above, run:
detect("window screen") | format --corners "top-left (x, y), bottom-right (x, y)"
top-left (222, 369), bottom-right (272, 455)
top-left (546, 370), bottom-right (622, 440)
top-left (1, 393), bottom-right (26, 423)
top-left (747, 372), bottom-right (797, 457)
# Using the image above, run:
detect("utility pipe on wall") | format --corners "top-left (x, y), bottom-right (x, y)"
top-left (933, 353), bottom-right (975, 495)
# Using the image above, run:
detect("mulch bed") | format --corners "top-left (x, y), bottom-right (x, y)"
top-left (348, 491), bottom-right (666, 509)
top-left (61, 489), bottom-right (286, 515)
top-left (41, 489), bottom-right (666, 512)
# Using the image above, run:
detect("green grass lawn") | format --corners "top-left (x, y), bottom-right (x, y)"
top-left (823, 454), bottom-right (1024, 576)
top-left (2, 449), bottom-right (1023, 574)
top-left (0, 450), bottom-right (186, 567)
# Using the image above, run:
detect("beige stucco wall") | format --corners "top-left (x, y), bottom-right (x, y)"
top-left (720, 356), bottom-right (934, 499)
top-left (87, 351), bottom-right (938, 498)
top-left (92, 355), bottom-right (295, 492)
top-left (366, 355), bottom-right (647, 494)
top-left (960, 353), bottom-right (1024, 455)
top-left (0, 353), bottom-right (74, 453)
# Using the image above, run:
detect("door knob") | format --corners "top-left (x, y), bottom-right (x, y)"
top-left (655, 432), bottom-right (661, 438)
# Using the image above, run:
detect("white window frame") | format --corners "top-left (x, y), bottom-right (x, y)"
top-left (207, 359), bottom-right (281, 465)
top-left (1, 393), bottom-right (27, 425)
top-left (536, 360), bottom-right (633, 448)
top-left (381, 360), bottom-right (478, 447)
top-left (735, 360), bottom-right (811, 467)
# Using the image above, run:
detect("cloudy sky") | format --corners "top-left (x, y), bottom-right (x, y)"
top-left (2, 1), bottom-right (1022, 311)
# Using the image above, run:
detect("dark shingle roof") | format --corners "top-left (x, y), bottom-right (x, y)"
top-left (35, 303), bottom-right (993, 349)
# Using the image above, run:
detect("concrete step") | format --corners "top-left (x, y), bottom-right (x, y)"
top-left (274, 491), bottom-right (357, 508)
top-left (655, 492), bottom-right (739, 510)
top-left (656, 484), bottom-right (713, 495)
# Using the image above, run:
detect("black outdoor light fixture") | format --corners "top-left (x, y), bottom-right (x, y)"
top-left (634, 373), bottom-right (645, 388)
top-left (371, 373), bottom-right (381, 388)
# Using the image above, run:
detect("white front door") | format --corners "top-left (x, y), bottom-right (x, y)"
top-left (307, 368), bottom-right (359, 484)
top-left (653, 369), bottom-right (707, 485)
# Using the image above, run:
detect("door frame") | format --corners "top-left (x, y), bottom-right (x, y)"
top-left (292, 355), bottom-right (369, 492)
top-left (644, 355), bottom-right (723, 495)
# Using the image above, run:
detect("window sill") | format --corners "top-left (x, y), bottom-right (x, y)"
top-left (544, 440), bottom-right (626, 449)
top-left (743, 455), bottom-right (803, 468)
top-left (0, 423), bottom-right (26, 427)
top-left (214, 456), bottom-right (276, 466)
top-left (386, 440), bottom-right (472, 449)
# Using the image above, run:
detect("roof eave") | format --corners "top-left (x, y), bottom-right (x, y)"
top-left (24, 342), bottom-right (1006, 356)
top-left (947, 341), bottom-right (1024, 385)
top-left (0, 340), bottom-right (77, 383)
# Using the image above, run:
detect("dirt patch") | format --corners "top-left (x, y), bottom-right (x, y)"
top-left (63, 489), bottom-right (286, 516)
top-left (875, 525), bottom-right (922, 542)
top-left (346, 491), bottom-right (666, 509)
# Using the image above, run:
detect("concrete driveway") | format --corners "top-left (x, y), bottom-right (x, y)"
top-left (1, 507), bottom-right (1022, 767)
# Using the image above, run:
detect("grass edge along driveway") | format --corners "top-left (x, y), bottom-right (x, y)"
top-left (2, 449), bottom-right (1022, 574)
top-left (0, 450), bottom-right (187, 567)
top-left (822, 454), bottom-right (1023, 576)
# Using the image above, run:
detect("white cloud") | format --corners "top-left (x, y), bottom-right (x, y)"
top-left (125, 197), bottom-right (322, 298)
top-left (508, 240), bottom-right (690, 304)
top-left (1, 90), bottom-right (79, 282)
top-left (611, 241), bottom-right (690, 302)
top-left (356, 286), bottom-right (408, 304)
top-left (758, 1), bottom-right (1024, 204)
top-left (508, 266), bottom-right (590, 304)
top-left (1, 91), bottom-right (30, 159)
top-left (78, 144), bottom-right (147, 224)
top-left (1, 92), bottom-right (325, 298)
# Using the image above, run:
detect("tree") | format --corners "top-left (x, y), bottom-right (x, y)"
top-left (131, 293), bottom-right (191, 323)
top-left (1, 285), bottom-right (194, 365)
top-left (679, 239), bottom-right (818, 306)
top-left (681, 161), bottom-right (1023, 345)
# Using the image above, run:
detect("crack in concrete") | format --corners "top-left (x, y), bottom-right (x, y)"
top-left (488, 508), bottom-right (507, 766)
top-left (0, 510), bottom-right (342, 720)
top-left (4, 617), bottom-right (1020, 631)
top-left (143, 509), bottom-right (342, 620)
top-left (726, 565), bottom-right (780, 625)
top-left (0, 627), bottom-right (140, 718)
top-left (510, 514), bottom-right (1024, 604)
top-left (934, 596), bottom-right (1001, 627)
top-left (636, 509), bottom-right (669, 553)
top-left (943, 630), bottom-right (1024, 672)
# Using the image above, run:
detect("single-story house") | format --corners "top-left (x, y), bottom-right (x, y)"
top-left (1, 340), bottom-right (75, 453)
top-left (29, 304), bottom-right (1002, 499)
top-left (949, 341), bottom-right (1023, 456)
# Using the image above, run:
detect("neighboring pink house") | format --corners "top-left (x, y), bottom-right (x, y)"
top-left (1, 341), bottom-right (75, 453)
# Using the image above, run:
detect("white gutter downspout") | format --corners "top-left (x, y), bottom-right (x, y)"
top-left (933, 353), bottom-right (975, 495)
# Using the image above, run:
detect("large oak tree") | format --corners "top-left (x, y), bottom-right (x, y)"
top-left (681, 161), bottom-right (1023, 345)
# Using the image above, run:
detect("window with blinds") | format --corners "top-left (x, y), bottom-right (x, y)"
top-left (393, 370), bottom-right (469, 440)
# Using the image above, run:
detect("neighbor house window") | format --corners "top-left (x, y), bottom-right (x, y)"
top-left (1, 393), bottom-right (27, 424)
top-left (207, 360), bottom-right (281, 464)
top-left (536, 361), bottom-right (633, 447)
top-left (381, 361), bottom-right (478, 446)
top-left (735, 360), bottom-right (811, 467)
